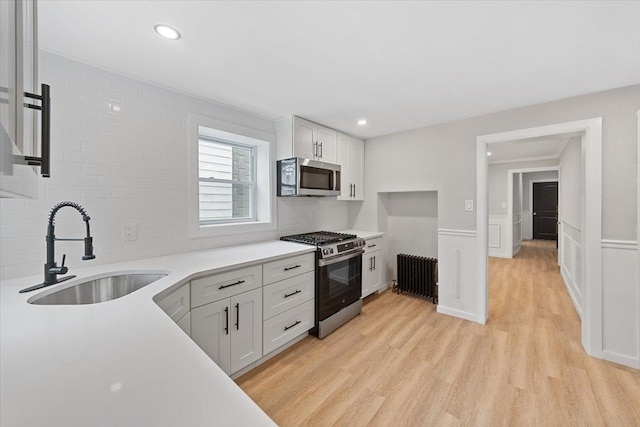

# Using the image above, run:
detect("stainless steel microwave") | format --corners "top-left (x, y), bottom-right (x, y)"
top-left (277, 157), bottom-right (341, 197)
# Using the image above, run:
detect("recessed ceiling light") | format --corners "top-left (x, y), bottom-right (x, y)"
top-left (357, 119), bottom-right (367, 125)
top-left (487, 152), bottom-right (492, 156)
top-left (154, 24), bottom-right (181, 40)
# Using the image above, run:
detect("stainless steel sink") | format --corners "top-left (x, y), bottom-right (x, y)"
top-left (29, 273), bottom-right (168, 305)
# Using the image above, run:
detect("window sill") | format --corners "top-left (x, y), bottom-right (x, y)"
top-left (189, 219), bottom-right (277, 239)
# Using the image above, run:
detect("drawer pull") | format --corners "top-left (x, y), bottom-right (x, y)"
top-left (219, 279), bottom-right (245, 290)
top-left (224, 306), bottom-right (229, 335)
top-left (368, 244), bottom-right (377, 248)
top-left (284, 320), bottom-right (301, 331)
top-left (284, 290), bottom-right (302, 298)
top-left (284, 264), bottom-right (301, 271)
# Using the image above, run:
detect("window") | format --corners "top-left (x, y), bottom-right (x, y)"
top-left (188, 114), bottom-right (276, 238)
top-left (198, 136), bottom-right (256, 224)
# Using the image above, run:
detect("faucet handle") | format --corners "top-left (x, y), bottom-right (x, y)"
top-left (49, 254), bottom-right (69, 275)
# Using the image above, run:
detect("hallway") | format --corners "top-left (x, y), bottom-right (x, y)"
top-left (236, 240), bottom-right (640, 425)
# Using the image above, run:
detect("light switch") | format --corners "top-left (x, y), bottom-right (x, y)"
top-left (501, 202), bottom-right (507, 209)
top-left (465, 200), bottom-right (474, 211)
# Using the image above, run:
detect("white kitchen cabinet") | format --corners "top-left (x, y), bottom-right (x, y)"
top-left (1, 0), bottom-right (46, 198)
top-left (277, 116), bottom-right (337, 163)
top-left (158, 284), bottom-right (190, 323)
top-left (263, 299), bottom-right (314, 355)
top-left (263, 271), bottom-right (314, 319)
top-left (362, 237), bottom-right (385, 298)
top-left (262, 252), bottom-right (314, 285)
top-left (191, 265), bottom-right (262, 308)
top-left (336, 132), bottom-right (364, 201)
top-left (191, 287), bottom-right (262, 375)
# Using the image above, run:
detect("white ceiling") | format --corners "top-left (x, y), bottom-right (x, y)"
top-left (38, 1), bottom-right (640, 139)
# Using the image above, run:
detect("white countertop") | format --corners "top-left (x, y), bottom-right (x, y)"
top-left (0, 240), bottom-right (315, 427)
top-left (339, 229), bottom-right (385, 239)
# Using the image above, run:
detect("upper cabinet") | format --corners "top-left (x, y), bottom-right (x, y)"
top-left (337, 132), bottom-right (364, 201)
top-left (277, 116), bottom-right (337, 164)
top-left (1, 0), bottom-right (49, 199)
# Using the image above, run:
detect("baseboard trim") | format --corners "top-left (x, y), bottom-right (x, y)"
top-left (560, 267), bottom-right (582, 319)
top-left (602, 350), bottom-right (640, 369)
top-left (437, 305), bottom-right (478, 323)
top-left (488, 252), bottom-right (511, 259)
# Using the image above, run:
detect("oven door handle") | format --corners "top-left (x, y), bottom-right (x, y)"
top-left (318, 249), bottom-right (364, 267)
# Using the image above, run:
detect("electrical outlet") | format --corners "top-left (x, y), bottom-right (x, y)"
top-left (123, 223), bottom-right (137, 241)
top-left (464, 200), bottom-right (474, 211)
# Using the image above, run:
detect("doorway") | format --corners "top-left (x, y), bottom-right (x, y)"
top-left (476, 118), bottom-right (603, 359)
top-left (532, 182), bottom-right (558, 241)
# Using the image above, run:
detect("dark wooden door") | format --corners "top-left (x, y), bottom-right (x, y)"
top-left (533, 182), bottom-right (558, 240)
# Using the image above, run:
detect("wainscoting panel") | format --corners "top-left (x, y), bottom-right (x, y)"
top-left (601, 240), bottom-right (639, 369)
top-left (513, 213), bottom-right (522, 255)
top-left (560, 222), bottom-right (582, 318)
top-left (522, 211), bottom-right (532, 240)
top-left (437, 229), bottom-right (478, 322)
top-left (488, 215), bottom-right (509, 258)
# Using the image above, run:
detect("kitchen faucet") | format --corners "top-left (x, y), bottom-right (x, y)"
top-left (19, 201), bottom-right (95, 293)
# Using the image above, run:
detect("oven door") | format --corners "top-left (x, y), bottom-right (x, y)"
top-left (317, 250), bottom-right (363, 321)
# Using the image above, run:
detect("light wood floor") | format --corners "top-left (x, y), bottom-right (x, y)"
top-left (236, 240), bottom-right (640, 426)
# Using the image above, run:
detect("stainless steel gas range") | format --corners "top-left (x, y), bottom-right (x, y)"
top-left (280, 231), bottom-right (365, 339)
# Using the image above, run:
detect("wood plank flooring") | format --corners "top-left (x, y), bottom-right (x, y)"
top-left (236, 240), bottom-right (640, 426)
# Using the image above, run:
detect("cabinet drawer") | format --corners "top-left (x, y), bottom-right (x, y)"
top-left (158, 285), bottom-right (190, 322)
top-left (363, 237), bottom-right (383, 254)
top-left (191, 265), bottom-right (262, 308)
top-left (263, 271), bottom-right (314, 320)
top-left (263, 300), bottom-right (314, 355)
top-left (263, 253), bottom-right (315, 285)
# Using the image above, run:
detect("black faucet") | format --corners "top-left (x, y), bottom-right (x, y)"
top-left (19, 201), bottom-right (95, 293)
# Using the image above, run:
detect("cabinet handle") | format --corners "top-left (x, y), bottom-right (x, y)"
top-left (219, 279), bottom-right (245, 290)
top-left (314, 141), bottom-right (318, 158)
top-left (349, 183), bottom-right (353, 197)
top-left (224, 306), bottom-right (229, 335)
top-left (284, 289), bottom-right (301, 298)
top-left (235, 303), bottom-right (240, 330)
top-left (284, 320), bottom-right (301, 331)
top-left (373, 256), bottom-right (376, 271)
top-left (369, 257), bottom-right (373, 271)
top-left (353, 183), bottom-right (356, 198)
top-left (320, 142), bottom-right (323, 158)
top-left (22, 84), bottom-right (51, 177)
top-left (284, 264), bottom-right (301, 271)
top-left (368, 244), bottom-right (377, 248)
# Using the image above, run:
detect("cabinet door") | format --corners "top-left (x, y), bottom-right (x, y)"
top-left (191, 299), bottom-right (231, 375)
top-left (350, 137), bottom-right (364, 200)
top-left (336, 133), bottom-right (352, 200)
top-left (362, 253), bottom-right (376, 298)
top-left (293, 117), bottom-right (316, 160)
top-left (370, 252), bottom-right (383, 292)
top-left (315, 124), bottom-right (337, 163)
top-left (177, 312), bottom-right (191, 336)
top-left (230, 287), bottom-right (262, 373)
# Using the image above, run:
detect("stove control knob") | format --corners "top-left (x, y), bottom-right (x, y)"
top-left (330, 248), bottom-right (335, 254)
top-left (323, 248), bottom-right (330, 255)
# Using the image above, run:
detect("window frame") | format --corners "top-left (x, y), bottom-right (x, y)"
top-left (188, 113), bottom-right (277, 238)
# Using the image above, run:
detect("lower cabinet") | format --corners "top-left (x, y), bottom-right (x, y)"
top-left (191, 287), bottom-right (262, 375)
top-left (362, 236), bottom-right (385, 298)
top-left (177, 312), bottom-right (191, 336)
top-left (263, 299), bottom-right (314, 355)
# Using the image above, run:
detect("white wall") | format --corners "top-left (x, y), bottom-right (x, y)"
top-left (378, 191), bottom-right (438, 281)
top-left (488, 159), bottom-right (558, 216)
top-left (0, 52), bottom-right (348, 280)
top-left (522, 170), bottom-right (558, 240)
top-left (559, 137), bottom-right (582, 230)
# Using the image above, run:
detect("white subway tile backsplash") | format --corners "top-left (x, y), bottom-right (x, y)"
top-left (0, 51), bottom-right (348, 281)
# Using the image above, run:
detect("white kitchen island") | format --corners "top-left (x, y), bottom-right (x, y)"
top-left (0, 240), bottom-right (315, 427)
